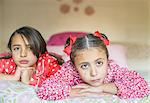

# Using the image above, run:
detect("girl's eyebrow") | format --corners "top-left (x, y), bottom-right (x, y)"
top-left (96, 58), bottom-right (104, 61)
top-left (79, 62), bottom-right (89, 65)
top-left (12, 44), bottom-right (30, 49)
top-left (12, 44), bottom-right (21, 47)
top-left (78, 58), bottom-right (105, 65)
top-left (12, 44), bottom-right (30, 46)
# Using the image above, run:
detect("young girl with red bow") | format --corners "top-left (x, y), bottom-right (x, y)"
top-left (36, 31), bottom-right (149, 100)
top-left (0, 26), bottom-right (63, 86)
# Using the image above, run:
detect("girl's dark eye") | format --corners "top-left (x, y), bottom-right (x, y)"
top-left (13, 47), bottom-right (20, 51)
top-left (96, 61), bottom-right (103, 67)
top-left (81, 64), bottom-right (88, 70)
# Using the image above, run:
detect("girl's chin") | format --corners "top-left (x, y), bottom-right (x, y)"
top-left (89, 80), bottom-right (104, 86)
top-left (18, 64), bottom-right (32, 68)
top-left (89, 82), bottom-right (103, 87)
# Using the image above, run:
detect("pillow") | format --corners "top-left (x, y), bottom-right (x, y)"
top-left (46, 44), bottom-right (128, 67)
top-left (47, 31), bottom-right (88, 46)
top-left (47, 45), bottom-right (69, 61)
top-left (107, 44), bottom-right (127, 67)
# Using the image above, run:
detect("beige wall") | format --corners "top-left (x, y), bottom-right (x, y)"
top-left (0, 0), bottom-right (2, 33)
top-left (148, 0), bottom-right (150, 72)
top-left (0, 0), bottom-right (150, 72)
top-left (1, 0), bottom-right (149, 52)
top-left (0, 0), bottom-right (3, 52)
top-left (149, 0), bottom-right (150, 43)
top-left (126, 0), bottom-right (150, 73)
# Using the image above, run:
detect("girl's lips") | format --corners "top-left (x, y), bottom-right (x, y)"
top-left (91, 79), bottom-right (102, 83)
top-left (19, 60), bottom-right (29, 64)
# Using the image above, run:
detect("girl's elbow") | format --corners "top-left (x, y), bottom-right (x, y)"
top-left (36, 89), bottom-right (50, 100)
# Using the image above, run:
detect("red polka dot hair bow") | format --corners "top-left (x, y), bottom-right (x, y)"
top-left (63, 36), bottom-right (77, 56)
top-left (94, 31), bottom-right (110, 45)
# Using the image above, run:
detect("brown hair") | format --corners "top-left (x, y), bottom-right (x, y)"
top-left (1, 26), bottom-right (64, 64)
top-left (65, 34), bottom-right (109, 63)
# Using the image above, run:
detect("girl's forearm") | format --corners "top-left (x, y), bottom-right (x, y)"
top-left (100, 83), bottom-right (118, 94)
top-left (0, 68), bottom-right (21, 81)
top-left (0, 73), bottom-right (20, 81)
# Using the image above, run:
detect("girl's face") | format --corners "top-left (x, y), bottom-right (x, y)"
top-left (11, 34), bottom-right (38, 68)
top-left (74, 47), bottom-right (108, 86)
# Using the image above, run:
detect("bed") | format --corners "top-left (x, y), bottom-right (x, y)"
top-left (0, 80), bottom-right (150, 103)
top-left (0, 31), bottom-right (149, 103)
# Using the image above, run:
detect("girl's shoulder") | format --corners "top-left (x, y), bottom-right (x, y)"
top-left (38, 52), bottom-right (64, 65)
top-left (0, 57), bottom-right (16, 74)
top-left (38, 52), bottom-right (57, 61)
top-left (107, 59), bottom-right (130, 74)
top-left (60, 60), bottom-right (80, 82)
top-left (36, 52), bottom-right (61, 73)
top-left (0, 57), bottom-right (15, 65)
top-left (108, 59), bottom-right (119, 67)
top-left (107, 59), bottom-right (124, 72)
top-left (62, 60), bottom-right (75, 69)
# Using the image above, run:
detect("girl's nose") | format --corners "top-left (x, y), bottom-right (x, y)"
top-left (90, 67), bottom-right (97, 77)
top-left (20, 48), bottom-right (27, 57)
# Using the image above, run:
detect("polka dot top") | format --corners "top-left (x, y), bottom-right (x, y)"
top-left (36, 60), bottom-right (149, 100)
top-left (0, 52), bottom-right (61, 86)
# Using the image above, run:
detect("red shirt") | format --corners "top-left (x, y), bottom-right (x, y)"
top-left (0, 52), bottom-right (60, 86)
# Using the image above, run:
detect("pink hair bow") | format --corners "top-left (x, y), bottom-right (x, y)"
top-left (63, 36), bottom-right (77, 56)
top-left (94, 31), bottom-right (109, 45)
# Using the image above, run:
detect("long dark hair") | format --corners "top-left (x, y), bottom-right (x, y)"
top-left (8, 26), bottom-right (47, 58)
top-left (65, 34), bottom-right (109, 63)
top-left (1, 26), bottom-right (64, 64)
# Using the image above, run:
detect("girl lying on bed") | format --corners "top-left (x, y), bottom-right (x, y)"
top-left (36, 31), bottom-right (149, 100)
top-left (0, 26), bottom-right (63, 86)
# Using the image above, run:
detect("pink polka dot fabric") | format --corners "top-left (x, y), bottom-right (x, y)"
top-left (36, 60), bottom-right (149, 100)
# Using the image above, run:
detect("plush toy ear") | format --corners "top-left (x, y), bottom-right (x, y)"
top-left (0, 52), bottom-right (12, 59)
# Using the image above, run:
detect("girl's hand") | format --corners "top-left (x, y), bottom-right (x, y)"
top-left (20, 67), bottom-right (35, 84)
top-left (70, 83), bottom-right (103, 97)
top-left (70, 87), bottom-right (82, 97)
top-left (14, 66), bottom-right (22, 81)
top-left (71, 83), bottom-right (117, 97)
top-left (72, 83), bottom-right (103, 93)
